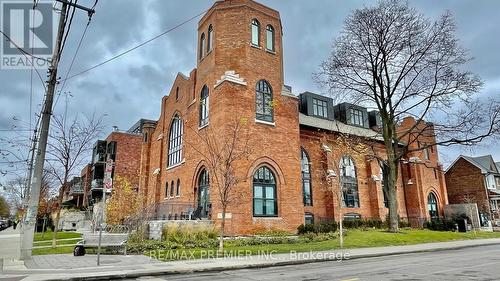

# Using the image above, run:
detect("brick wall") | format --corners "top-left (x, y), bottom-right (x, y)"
top-left (105, 132), bottom-right (142, 190)
top-left (445, 158), bottom-right (491, 214)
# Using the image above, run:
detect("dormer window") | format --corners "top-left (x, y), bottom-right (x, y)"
top-left (312, 98), bottom-right (328, 118)
top-left (251, 19), bottom-right (260, 46)
top-left (266, 25), bottom-right (274, 51)
top-left (350, 108), bottom-right (364, 126)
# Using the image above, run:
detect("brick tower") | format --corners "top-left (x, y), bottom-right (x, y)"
top-left (140, 0), bottom-right (303, 234)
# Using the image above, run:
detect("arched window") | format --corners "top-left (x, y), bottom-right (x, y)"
top-left (340, 156), bottom-right (360, 208)
top-left (167, 115), bottom-right (183, 166)
top-left (266, 25), bottom-right (275, 51)
top-left (199, 33), bottom-right (205, 59)
top-left (251, 19), bottom-right (260, 46)
top-left (301, 148), bottom-right (312, 206)
top-left (428, 192), bottom-right (438, 219)
top-left (176, 179), bottom-right (180, 196)
top-left (207, 25), bottom-right (213, 52)
top-left (199, 85), bottom-right (209, 127)
top-left (253, 166), bottom-right (277, 217)
top-left (170, 180), bottom-right (174, 197)
top-left (165, 182), bottom-right (168, 198)
top-left (198, 169), bottom-right (210, 218)
top-left (255, 80), bottom-right (273, 122)
top-left (175, 87), bottom-right (179, 101)
top-left (380, 162), bottom-right (389, 208)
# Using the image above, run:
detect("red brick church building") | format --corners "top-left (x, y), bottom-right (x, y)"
top-left (137, 0), bottom-right (448, 235)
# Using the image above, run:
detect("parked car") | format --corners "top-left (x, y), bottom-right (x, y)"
top-left (0, 220), bottom-right (7, 230)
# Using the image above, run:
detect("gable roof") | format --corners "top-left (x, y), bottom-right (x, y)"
top-left (446, 155), bottom-right (499, 174)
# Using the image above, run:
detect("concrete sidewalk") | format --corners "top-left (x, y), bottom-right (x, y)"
top-left (1, 238), bottom-right (500, 281)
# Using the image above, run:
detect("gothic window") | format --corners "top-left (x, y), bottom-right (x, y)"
top-left (199, 33), bottom-right (205, 59)
top-left (301, 148), bottom-right (312, 206)
top-left (266, 25), bottom-right (275, 51)
top-left (428, 192), bottom-right (438, 219)
top-left (255, 80), bottom-right (273, 122)
top-left (199, 85), bottom-right (209, 127)
top-left (251, 19), bottom-right (260, 46)
top-left (253, 166), bottom-right (277, 216)
top-left (207, 25), bottom-right (214, 52)
top-left (340, 156), bottom-right (360, 208)
top-left (167, 115), bottom-right (183, 166)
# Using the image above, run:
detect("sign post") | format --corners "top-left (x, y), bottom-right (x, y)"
top-left (97, 157), bottom-right (113, 266)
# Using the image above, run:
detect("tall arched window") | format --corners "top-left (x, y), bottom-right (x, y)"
top-left (165, 182), bottom-right (168, 198)
top-left (207, 25), bottom-right (213, 52)
top-left (167, 115), bottom-right (183, 167)
top-left (428, 192), bottom-right (438, 219)
top-left (199, 85), bottom-right (209, 127)
top-left (253, 166), bottom-right (277, 217)
top-left (380, 162), bottom-right (389, 208)
top-left (175, 87), bottom-right (179, 101)
top-left (266, 25), bottom-right (275, 51)
top-left (301, 148), bottom-right (312, 206)
top-left (251, 19), bottom-right (260, 46)
top-left (170, 180), bottom-right (174, 197)
top-left (340, 156), bottom-right (360, 208)
top-left (198, 169), bottom-right (210, 218)
top-left (255, 80), bottom-right (273, 122)
top-left (176, 179), bottom-right (180, 196)
top-left (199, 33), bottom-right (205, 59)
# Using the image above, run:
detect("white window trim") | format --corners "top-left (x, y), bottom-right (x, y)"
top-left (166, 159), bottom-right (185, 171)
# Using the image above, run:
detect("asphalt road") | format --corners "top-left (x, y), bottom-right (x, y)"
top-left (130, 245), bottom-right (500, 281)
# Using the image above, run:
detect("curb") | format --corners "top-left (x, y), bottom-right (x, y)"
top-left (27, 240), bottom-right (500, 281)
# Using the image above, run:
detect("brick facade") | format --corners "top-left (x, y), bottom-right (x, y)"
top-left (445, 158), bottom-right (492, 215)
top-left (136, 0), bottom-right (448, 234)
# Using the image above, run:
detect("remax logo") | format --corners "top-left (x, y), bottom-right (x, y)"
top-left (1, 0), bottom-right (54, 69)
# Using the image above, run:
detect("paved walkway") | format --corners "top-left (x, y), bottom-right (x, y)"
top-left (0, 227), bottom-right (20, 259)
top-left (1, 238), bottom-right (500, 281)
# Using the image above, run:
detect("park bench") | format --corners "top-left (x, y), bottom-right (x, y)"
top-left (73, 232), bottom-right (128, 256)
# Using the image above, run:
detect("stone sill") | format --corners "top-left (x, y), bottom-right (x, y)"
top-left (166, 159), bottom-right (185, 171)
top-left (255, 119), bottom-right (275, 127)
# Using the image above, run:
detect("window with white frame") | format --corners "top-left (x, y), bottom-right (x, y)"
top-left (167, 115), bottom-right (183, 167)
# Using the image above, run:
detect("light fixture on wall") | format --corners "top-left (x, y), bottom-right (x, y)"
top-left (407, 179), bottom-right (414, 185)
top-left (327, 169), bottom-right (337, 178)
top-left (321, 144), bottom-right (332, 153)
top-left (371, 175), bottom-right (380, 182)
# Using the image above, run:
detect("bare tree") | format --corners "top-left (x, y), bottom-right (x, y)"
top-left (186, 117), bottom-right (252, 252)
top-left (317, 0), bottom-right (500, 232)
top-left (46, 114), bottom-right (103, 247)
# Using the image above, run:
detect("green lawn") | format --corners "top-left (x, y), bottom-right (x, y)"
top-left (31, 229), bottom-right (500, 257)
top-left (148, 229), bottom-right (500, 261)
top-left (32, 231), bottom-right (82, 255)
top-left (34, 230), bottom-right (81, 242)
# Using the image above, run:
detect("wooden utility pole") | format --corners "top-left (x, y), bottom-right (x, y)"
top-left (20, 0), bottom-right (95, 260)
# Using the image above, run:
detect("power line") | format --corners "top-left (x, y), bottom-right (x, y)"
top-left (54, 14), bottom-right (93, 111)
top-left (0, 30), bottom-right (48, 92)
top-left (62, 9), bottom-right (207, 82)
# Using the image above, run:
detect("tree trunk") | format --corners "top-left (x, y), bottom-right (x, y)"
top-left (52, 181), bottom-right (66, 248)
top-left (218, 206), bottom-right (226, 254)
top-left (387, 158), bottom-right (400, 233)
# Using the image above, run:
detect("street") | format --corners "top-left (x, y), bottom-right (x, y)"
top-left (130, 245), bottom-right (500, 281)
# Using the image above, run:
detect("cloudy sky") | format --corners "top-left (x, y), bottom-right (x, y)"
top-left (1, 0), bottom-right (499, 177)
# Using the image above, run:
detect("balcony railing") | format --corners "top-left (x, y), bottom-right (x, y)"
top-left (69, 183), bottom-right (84, 195)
